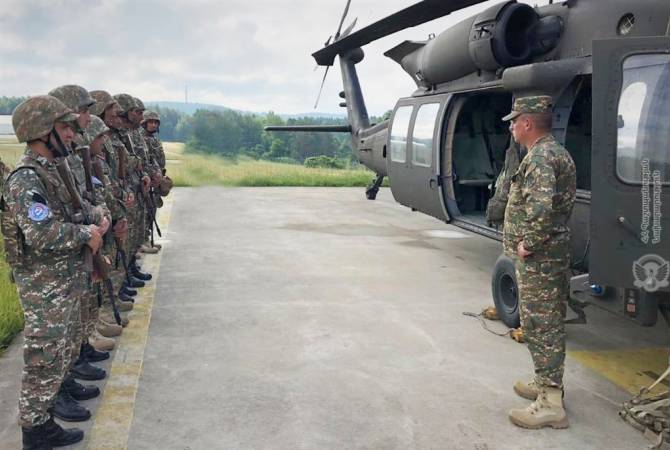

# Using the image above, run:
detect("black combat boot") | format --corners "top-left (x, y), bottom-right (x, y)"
top-left (118, 291), bottom-right (135, 303)
top-left (42, 416), bottom-right (84, 446)
top-left (79, 342), bottom-right (109, 363)
top-left (130, 258), bottom-right (152, 281)
top-left (127, 276), bottom-right (145, 288)
top-left (121, 284), bottom-right (137, 296)
top-left (51, 386), bottom-right (91, 422)
top-left (21, 424), bottom-right (51, 450)
top-left (71, 361), bottom-right (106, 381)
top-left (63, 374), bottom-right (100, 401)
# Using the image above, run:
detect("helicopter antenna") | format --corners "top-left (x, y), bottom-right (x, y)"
top-left (314, 0), bottom-right (353, 109)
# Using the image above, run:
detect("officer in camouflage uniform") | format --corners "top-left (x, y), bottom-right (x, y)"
top-left (49, 85), bottom-right (110, 384)
top-left (3, 96), bottom-right (107, 449)
top-left (502, 96), bottom-right (577, 429)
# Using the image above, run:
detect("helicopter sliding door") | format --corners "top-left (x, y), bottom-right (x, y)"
top-left (387, 96), bottom-right (450, 221)
top-left (590, 37), bottom-right (670, 294)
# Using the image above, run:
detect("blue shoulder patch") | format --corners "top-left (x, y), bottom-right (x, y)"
top-left (27, 202), bottom-right (50, 222)
top-left (92, 176), bottom-right (103, 186)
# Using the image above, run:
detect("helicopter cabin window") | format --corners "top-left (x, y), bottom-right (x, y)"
top-left (411, 103), bottom-right (440, 167)
top-left (616, 53), bottom-right (670, 185)
top-left (390, 106), bottom-right (413, 163)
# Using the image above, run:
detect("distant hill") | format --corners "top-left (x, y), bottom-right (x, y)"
top-left (147, 101), bottom-right (345, 120)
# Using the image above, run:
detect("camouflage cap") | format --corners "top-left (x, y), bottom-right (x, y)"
top-left (48, 85), bottom-right (95, 111)
top-left (141, 110), bottom-right (160, 124)
top-left (86, 115), bottom-right (109, 141)
top-left (502, 95), bottom-right (553, 121)
top-left (90, 90), bottom-right (117, 117)
top-left (114, 93), bottom-right (137, 114)
top-left (12, 95), bottom-right (78, 143)
top-left (133, 97), bottom-right (145, 111)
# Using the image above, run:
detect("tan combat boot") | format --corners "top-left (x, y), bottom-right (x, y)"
top-left (514, 379), bottom-right (540, 400)
top-left (508, 387), bottom-right (568, 429)
top-left (97, 319), bottom-right (122, 337)
top-left (89, 330), bottom-right (115, 351)
top-left (100, 311), bottom-right (129, 328)
top-left (139, 244), bottom-right (159, 254)
top-left (117, 300), bottom-right (133, 312)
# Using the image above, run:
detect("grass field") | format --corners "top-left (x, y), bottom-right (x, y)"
top-left (166, 142), bottom-right (380, 188)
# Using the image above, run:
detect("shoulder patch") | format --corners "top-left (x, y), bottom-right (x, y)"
top-left (27, 202), bottom-right (51, 222)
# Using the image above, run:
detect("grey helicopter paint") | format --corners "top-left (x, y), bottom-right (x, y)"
top-left (267, 0), bottom-right (670, 328)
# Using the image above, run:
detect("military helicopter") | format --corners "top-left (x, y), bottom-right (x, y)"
top-left (267, 0), bottom-right (670, 329)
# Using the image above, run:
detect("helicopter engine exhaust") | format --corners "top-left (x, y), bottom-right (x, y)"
top-left (386, 1), bottom-right (563, 87)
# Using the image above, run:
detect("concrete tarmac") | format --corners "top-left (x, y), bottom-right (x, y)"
top-left (1, 187), bottom-right (668, 449)
top-left (129, 187), bottom-right (665, 449)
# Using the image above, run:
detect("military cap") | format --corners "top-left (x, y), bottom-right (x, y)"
top-left (90, 90), bottom-right (117, 117)
top-left (502, 95), bottom-right (553, 121)
top-left (114, 93), bottom-right (137, 114)
top-left (141, 110), bottom-right (160, 124)
top-left (48, 85), bottom-right (95, 112)
top-left (12, 96), bottom-right (78, 143)
top-left (86, 115), bottom-right (109, 141)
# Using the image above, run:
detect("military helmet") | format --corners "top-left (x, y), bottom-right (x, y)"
top-left (90, 90), bottom-right (117, 117)
top-left (86, 115), bottom-right (109, 141)
top-left (133, 97), bottom-right (145, 111)
top-left (113, 93), bottom-right (137, 114)
top-left (12, 95), bottom-right (78, 143)
top-left (48, 85), bottom-right (95, 112)
top-left (142, 110), bottom-right (161, 124)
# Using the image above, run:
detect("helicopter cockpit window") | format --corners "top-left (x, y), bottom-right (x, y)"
top-left (616, 53), bottom-right (670, 185)
top-left (390, 106), bottom-right (413, 163)
top-left (411, 103), bottom-right (440, 168)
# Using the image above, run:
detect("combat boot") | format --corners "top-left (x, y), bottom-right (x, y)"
top-left (79, 342), bottom-right (109, 363)
top-left (51, 386), bottom-right (91, 422)
top-left (117, 299), bottom-right (134, 312)
top-left (22, 416), bottom-right (84, 449)
top-left (96, 319), bottom-right (122, 337)
top-left (89, 330), bottom-right (115, 351)
top-left (63, 375), bottom-right (99, 401)
top-left (514, 379), bottom-right (540, 400)
top-left (119, 291), bottom-right (135, 304)
top-left (508, 387), bottom-right (569, 429)
top-left (139, 244), bottom-right (159, 254)
top-left (127, 276), bottom-right (145, 288)
top-left (100, 310), bottom-right (129, 328)
top-left (131, 267), bottom-right (152, 281)
top-left (71, 361), bottom-right (106, 381)
top-left (121, 284), bottom-right (137, 296)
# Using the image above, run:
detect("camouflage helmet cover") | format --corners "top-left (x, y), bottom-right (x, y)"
top-left (48, 84), bottom-right (95, 111)
top-left (142, 110), bottom-right (161, 124)
top-left (12, 95), bottom-right (78, 143)
top-left (113, 93), bottom-right (137, 114)
top-left (86, 115), bottom-right (110, 141)
top-left (90, 90), bottom-right (117, 117)
top-left (133, 97), bottom-right (145, 111)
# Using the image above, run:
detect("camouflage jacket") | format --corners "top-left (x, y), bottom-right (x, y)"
top-left (486, 141), bottom-right (522, 227)
top-left (1, 150), bottom-right (93, 275)
top-left (111, 128), bottom-right (143, 192)
top-left (503, 134), bottom-right (577, 259)
top-left (141, 129), bottom-right (166, 174)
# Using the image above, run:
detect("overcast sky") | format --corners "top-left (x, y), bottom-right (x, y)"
top-left (0, 0), bottom-right (549, 116)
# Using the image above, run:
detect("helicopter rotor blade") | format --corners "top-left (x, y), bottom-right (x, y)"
top-left (340, 18), bottom-right (358, 40)
top-left (313, 0), bottom-right (489, 66)
top-left (335, 0), bottom-right (352, 39)
top-left (314, 65), bottom-right (331, 109)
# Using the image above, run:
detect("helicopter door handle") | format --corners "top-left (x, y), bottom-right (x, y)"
top-left (429, 176), bottom-right (442, 189)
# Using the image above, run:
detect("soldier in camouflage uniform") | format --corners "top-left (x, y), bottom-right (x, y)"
top-left (502, 96), bottom-right (577, 429)
top-left (3, 96), bottom-right (108, 448)
top-left (140, 109), bottom-right (165, 250)
top-left (113, 94), bottom-right (152, 283)
top-left (91, 90), bottom-right (141, 314)
top-left (49, 85), bottom-right (110, 384)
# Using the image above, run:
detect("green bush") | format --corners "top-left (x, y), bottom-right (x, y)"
top-left (304, 155), bottom-right (346, 170)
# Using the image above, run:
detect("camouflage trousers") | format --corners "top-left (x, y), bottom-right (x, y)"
top-left (514, 256), bottom-right (569, 388)
top-left (13, 269), bottom-right (84, 427)
top-left (81, 287), bottom-right (100, 338)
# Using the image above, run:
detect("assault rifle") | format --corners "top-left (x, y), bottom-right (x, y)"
top-left (61, 150), bottom-right (121, 325)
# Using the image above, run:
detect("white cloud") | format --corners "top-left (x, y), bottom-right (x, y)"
top-left (0, 0), bottom-right (550, 115)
